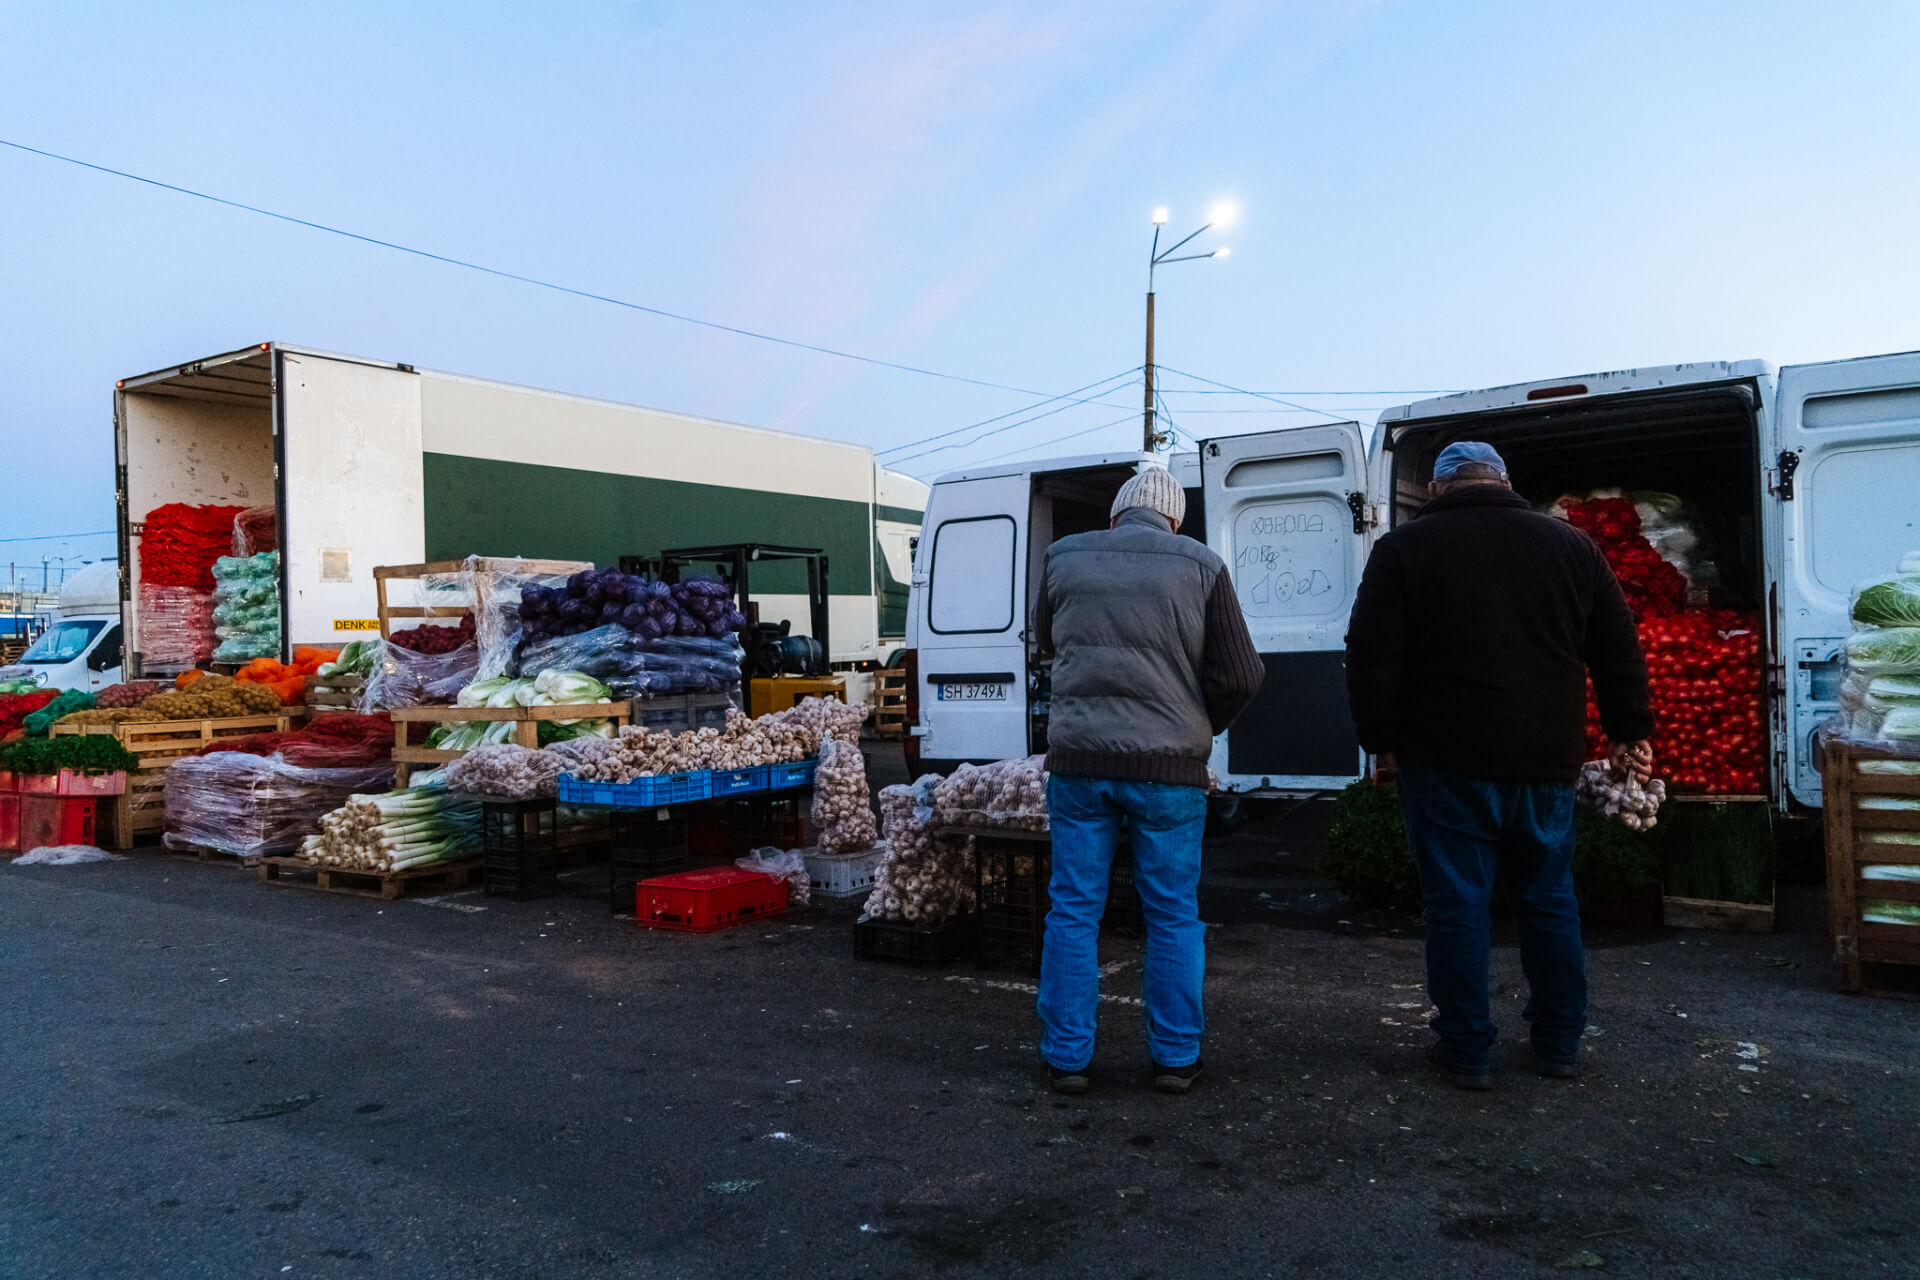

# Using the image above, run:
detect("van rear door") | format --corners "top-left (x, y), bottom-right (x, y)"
top-left (1199, 423), bottom-right (1373, 792)
top-left (911, 474), bottom-right (1029, 765)
top-left (1772, 352), bottom-right (1920, 806)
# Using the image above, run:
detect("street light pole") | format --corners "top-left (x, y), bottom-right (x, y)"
top-left (1141, 205), bottom-right (1232, 454)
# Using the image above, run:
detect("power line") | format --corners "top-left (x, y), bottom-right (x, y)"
top-left (956, 412), bottom-right (1142, 471)
top-left (0, 529), bottom-right (115, 544)
top-left (885, 369), bottom-right (1145, 466)
top-left (1154, 364), bottom-right (1354, 423)
top-left (1, 137), bottom-right (1066, 399)
top-left (876, 366), bottom-right (1140, 458)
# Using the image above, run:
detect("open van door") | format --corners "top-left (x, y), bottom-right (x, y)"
top-left (1773, 352), bottom-right (1920, 807)
top-left (910, 473), bottom-right (1029, 766)
top-left (1200, 423), bottom-right (1373, 792)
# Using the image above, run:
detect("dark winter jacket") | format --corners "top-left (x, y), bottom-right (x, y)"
top-left (1343, 485), bottom-right (1653, 782)
top-left (1034, 506), bottom-right (1265, 788)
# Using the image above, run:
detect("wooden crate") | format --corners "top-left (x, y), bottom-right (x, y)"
top-left (1823, 742), bottom-right (1920, 993)
top-left (256, 855), bottom-right (480, 900)
top-left (373, 558), bottom-right (590, 642)
top-left (386, 701), bottom-right (635, 787)
top-left (306, 672), bottom-right (364, 709)
top-left (50, 714), bottom-right (297, 850)
top-left (873, 669), bottom-right (906, 738)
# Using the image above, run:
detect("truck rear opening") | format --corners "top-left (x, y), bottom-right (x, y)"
top-left (1383, 382), bottom-right (1772, 800)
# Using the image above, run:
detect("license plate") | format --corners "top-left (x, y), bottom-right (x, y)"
top-left (937, 683), bottom-right (1008, 702)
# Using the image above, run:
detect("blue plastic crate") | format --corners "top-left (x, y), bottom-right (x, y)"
top-left (556, 770), bottom-right (713, 809)
top-left (712, 766), bottom-right (767, 797)
top-left (760, 759), bottom-right (820, 792)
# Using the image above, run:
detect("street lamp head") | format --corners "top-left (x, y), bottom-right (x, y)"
top-left (1209, 201), bottom-right (1238, 229)
top-left (1214, 246), bottom-right (1231, 259)
top-left (1151, 207), bottom-right (1169, 226)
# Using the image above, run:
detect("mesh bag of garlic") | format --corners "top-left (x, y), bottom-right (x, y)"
top-left (863, 777), bottom-right (977, 924)
top-left (811, 737), bottom-right (877, 853)
top-left (931, 756), bottom-right (1050, 831)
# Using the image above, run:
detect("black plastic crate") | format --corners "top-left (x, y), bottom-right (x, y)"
top-left (853, 912), bottom-right (976, 967)
top-left (609, 810), bottom-right (688, 912)
top-left (481, 797), bottom-right (559, 900)
top-left (687, 796), bottom-right (805, 863)
top-left (974, 834), bottom-right (1142, 973)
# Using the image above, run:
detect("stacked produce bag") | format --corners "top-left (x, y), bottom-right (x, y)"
top-left (1832, 552), bottom-right (1920, 748)
top-left (211, 551), bottom-right (281, 662)
top-left (137, 502), bottom-right (245, 669)
top-left (1555, 491), bottom-right (1765, 794)
top-left (811, 737), bottom-right (876, 854)
top-left (864, 776), bottom-right (977, 925)
top-left (514, 568), bottom-right (747, 698)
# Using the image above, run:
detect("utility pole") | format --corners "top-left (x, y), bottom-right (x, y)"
top-left (1141, 204), bottom-right (1232, 454)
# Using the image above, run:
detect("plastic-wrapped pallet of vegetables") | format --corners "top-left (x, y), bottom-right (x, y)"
top-left (162, 753), bottom-right (395, 861)
top-left (1829, 552), bottom-right (1920, 748)
top-left (518, 569), bottom-right (748, 646)
top-left (359, 637), bottom-right (480, 711)
top-left (210, 551), bottom-right (282, 662)
top-left (517, 627), bottom-right (743, 694)
top-left (932, 756), bottom-right (1050, 831)
top-left (811, 737), bottom-right (876, 854)
top-left (863, 776), bottom-right (976, 925)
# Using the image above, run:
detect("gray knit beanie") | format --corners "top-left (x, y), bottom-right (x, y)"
top-left (1110, 465), bottom-right (1186, 527)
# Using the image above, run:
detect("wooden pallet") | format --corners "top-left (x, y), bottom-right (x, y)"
top-left (1823, 742), bottom-right (1920, 993)
top-left (306, 672), bottom-right (364, 710)
top-left (163, 843), bottom-right (258, 866)
top-left (256, 855), bottom-right (481, 900)
top-left (51, 714), bottom-right (298, 850)
top-left (387, 702), bottom-right (635, 787)
top-left (373, 558), bottom-right (590, 642)
top-left (872, 669), bottom-right (906, 738)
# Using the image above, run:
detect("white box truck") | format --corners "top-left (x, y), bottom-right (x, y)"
top-left (904, 349), bottom-right (1920, 811)
top-left (114, 343), bottom-right (925, 677)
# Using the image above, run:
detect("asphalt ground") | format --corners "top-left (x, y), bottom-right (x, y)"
top-left (3, 787), bottom-right (1917, 1278)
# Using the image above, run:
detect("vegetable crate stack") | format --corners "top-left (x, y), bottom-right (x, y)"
top-left (0, 735), bottom-right (138, 855)
top-left (1822, 742), bottom-right (1920, 993)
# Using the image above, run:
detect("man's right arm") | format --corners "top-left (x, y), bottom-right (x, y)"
top-left (1344, 538), bottom-right (1408, 759)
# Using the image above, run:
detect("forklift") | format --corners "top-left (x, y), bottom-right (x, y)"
top-left (623, 544), bottom-right (846, 717)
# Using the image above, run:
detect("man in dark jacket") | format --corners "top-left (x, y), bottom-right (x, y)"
top-left (1345, 441), bottom-right (1652, 1090)
top-left (1031, 465), bottom-right (1264, 1096)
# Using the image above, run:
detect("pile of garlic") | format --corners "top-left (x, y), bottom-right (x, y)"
top-left (863, 778), bottom-right (976, 924)
top-left (771, 695), bottom-right (870, 745)
top-left (811, 737), bottom-right (877, 854)
top-left (933, 756), bottom-right (1050, 831)
top-left (567, 708), bottom-right (818, 783)
top-left (1577, 758), bottom-right (1667, 831)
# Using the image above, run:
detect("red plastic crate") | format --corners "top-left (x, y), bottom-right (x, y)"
top-left (17, 773), bottom-right (59, 796)
top-left (0, 795), bottom-right (18, 853)
top-left (19, 796), bottom-right (95, 851)
top-left (635, 867), bottom-right (787, 933)
top-left (0, 770), bottom-right (14, 793)
top-left (57, 769), bottom-right (126, 797)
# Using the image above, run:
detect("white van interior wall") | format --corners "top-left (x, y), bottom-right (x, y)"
top-left (1026, 466), bottom-right (1135, 623)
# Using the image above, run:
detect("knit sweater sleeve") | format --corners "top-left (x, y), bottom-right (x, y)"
top-left (1202, 570), bottom-right (1264, 734)
top-left (1343, 537), bottom-right (1407, 756)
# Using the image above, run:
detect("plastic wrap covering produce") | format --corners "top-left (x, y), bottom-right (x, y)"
top-left (516, 626), bottom-right (744, 694)
top-left (932, 756), bottom-right (1050, 830)
top-left (137, 585), bottom-right (216, 669)
top-left (737, 846), bottom-right (811, 906)
top-left (318, 639), bottom-right (380, 679)
top-left (200, 712), bottom-right (393, 767)
top-left (864, 776), bottom-right (976, 924)
top-left (0, 678), bottom-right (41, 696)
top-left (408, 558), bottom-right (576, 681)
top-left (211, 551), bottom-right (282, 662)
top-left (0, 690), bottom-right (59, 736)
top-left (1576, 759), bottom-right (1667, 831)
top-left (162, 752), bottom-right (395, 860)
top-left (519, 569), bottom-right (749, 648)
top-left (1556, 496), bottom-right (1689, 616)
top-left (811, 737), bottom-right (876, 854)
top-left (232, 505), bottom-right (277, 557)
top-left (768, 695), bottom-right (869, 745)
top-left (1825, 553), bottom-right (1920, 747)
top-left (300, 789), bottom-right (481, 873)
top-left (389, 612), bottom-right (476, 655)
top-left (23, 691), bottom-right (94, 737)
top-left (94, 681), bottom-right (163, 709)
top-left (360, 640), bottom-right (480, 712)
top-left (436, 742), bottom-right (574, 799)
top-left (563, 708), bottom-right (817, 782)
top-left (140, 503), bottom-right (245, 589)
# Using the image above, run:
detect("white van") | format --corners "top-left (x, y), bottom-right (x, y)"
top-left (904, 350), bottom-right (1920, 812)
top-left (0, 562), bottom-right (125, 692)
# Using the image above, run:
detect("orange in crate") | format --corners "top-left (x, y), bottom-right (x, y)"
top-left (635, 867), bottom-right (787, 933)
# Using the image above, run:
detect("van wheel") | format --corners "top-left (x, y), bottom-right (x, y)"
top-left (1207, 793), bottom-right (1248, 834)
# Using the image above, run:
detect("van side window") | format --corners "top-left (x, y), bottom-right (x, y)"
top-left (88, 624), bottom-right (124, 672)
top-left (928, 515), bottom-right (1015, 634)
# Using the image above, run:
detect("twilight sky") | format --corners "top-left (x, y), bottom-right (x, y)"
top-left (3, 0), bottom-right (1917, 574)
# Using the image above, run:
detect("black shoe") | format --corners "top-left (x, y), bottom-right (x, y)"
top-left (1535, 1055), bottom-right (1581, 1080)
top-left (1045, 1063), bottom-right (1089, 1095)
top-left (1151, 1058), bottom-right (1204, 1094)
top-left (1427, 1043), bottom-right (1493, 1091)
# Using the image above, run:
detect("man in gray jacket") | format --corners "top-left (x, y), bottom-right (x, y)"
top-left (1031, 465), bottom-right (1264, 1094)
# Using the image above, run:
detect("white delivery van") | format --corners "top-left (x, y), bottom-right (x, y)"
top-left (0, 562), bottom-right (125, 691)
top-left (905, 350), bottom-right (1920, 812)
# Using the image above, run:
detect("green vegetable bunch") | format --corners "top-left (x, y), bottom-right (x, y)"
top-left (0, 735), bottom-right (139, 776)
top-left (1852, 577), bottom-right (1920, 630)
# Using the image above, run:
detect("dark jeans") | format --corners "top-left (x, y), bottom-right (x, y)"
top-left (1397, 765), bottom-right (1587, 1071)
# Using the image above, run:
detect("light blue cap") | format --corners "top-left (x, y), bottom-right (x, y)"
top-left (1433, 441), bottom-right (1508, 480)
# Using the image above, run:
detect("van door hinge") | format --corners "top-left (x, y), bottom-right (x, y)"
top-left (1346, 491), bottom-right (1369, 535)
top-left (1772, 450), bottom-right (1800, 500)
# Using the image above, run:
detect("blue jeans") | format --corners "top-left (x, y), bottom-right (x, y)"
top-left (1038, 775), bottom-right (1209, 1071)
top-left (1397, 766), bottom-right (1588, 1071)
